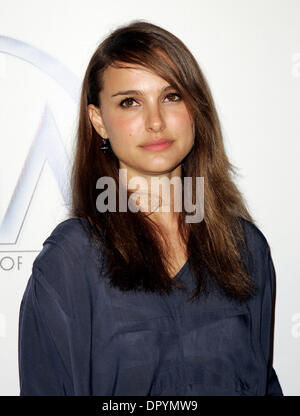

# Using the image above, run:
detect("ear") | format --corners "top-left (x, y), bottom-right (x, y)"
top-left (87, 104), bottom-right (109, 138)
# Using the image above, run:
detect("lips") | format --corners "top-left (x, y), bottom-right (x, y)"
top-left (141, 138), bottom-right (173, 147)
top-left (140, 139), bottom-right (174, 152)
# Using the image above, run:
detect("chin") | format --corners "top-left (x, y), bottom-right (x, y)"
top-left (141, 164), bottom-right (179, 176)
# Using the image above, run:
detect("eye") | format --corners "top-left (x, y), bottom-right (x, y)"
top-left (165, 92), bottom-right (182, 102)
top-left (119, 92), bottom-right (182, 108)
top-left (119, 97), bottom-right (138, 108)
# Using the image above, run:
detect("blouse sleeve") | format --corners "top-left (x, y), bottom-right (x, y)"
top-left (261, 246), bottom-right (283, 396)
top-left (18, 266), bottom-right (74, 395)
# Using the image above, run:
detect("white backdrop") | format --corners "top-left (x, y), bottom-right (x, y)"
top-left (0, 0), bottom-right (299, 396)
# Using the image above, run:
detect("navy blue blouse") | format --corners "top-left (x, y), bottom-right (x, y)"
top-left (18, 217), bottom-right (283, 396)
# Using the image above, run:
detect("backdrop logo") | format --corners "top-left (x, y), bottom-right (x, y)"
top-left (291, 312), bottom-right (300, 339)
top-left (0, 36), bottom-right (80, 244)
top-left (291, 52), bottom-right (300, 78)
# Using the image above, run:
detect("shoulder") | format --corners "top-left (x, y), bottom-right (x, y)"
top-left (238, 216), bottom-right (271, 256)
top-left (32, 217), bottom-right (103, 289)
top-left (44, 217), bottom-right (93, 248)
top-left (238, 217), bottom-right (275, 295)
top-left (24, 217), bottom-right (103, 320)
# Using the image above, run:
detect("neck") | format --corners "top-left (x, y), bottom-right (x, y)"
top-left (119, 164), bottom-right (183, 230)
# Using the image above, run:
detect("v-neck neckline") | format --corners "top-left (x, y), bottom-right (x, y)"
top-left (172, 258), bottom-right (189, 281)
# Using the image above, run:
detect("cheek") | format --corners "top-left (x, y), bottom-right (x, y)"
top-left (103, 110), bottom-right (133, 134)
top-left (108, 118), bottom-right (140, 153)
top-left (112, 117), bottom-right (139, 141)
top-left (169, 110), bottom-right (193, 131)
top-left (115, 117), bottom-right (131, 131)
top-left (114, 112), bottom-right (140, 130)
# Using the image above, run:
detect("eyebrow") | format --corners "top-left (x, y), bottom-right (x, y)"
top-left (111, 85), bottom-right (175, 98)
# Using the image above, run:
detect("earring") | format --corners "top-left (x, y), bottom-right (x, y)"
top-left (100, 138), bottom-right (110, 153)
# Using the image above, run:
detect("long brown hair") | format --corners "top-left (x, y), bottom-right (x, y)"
top-left (70, 20), bottom-right (258, 303)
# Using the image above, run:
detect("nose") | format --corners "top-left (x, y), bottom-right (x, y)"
top-left (145, 104), bottom-right (166, 133)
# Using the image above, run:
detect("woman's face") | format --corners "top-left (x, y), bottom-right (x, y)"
top-left (88, 63), bottom-right (194, 179)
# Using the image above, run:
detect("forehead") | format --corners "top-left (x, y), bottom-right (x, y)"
top-left (102, 63), bottom-right (169, 92)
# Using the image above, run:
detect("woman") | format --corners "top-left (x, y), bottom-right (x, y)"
top-left (18, 20), bottom-right (283, 396)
